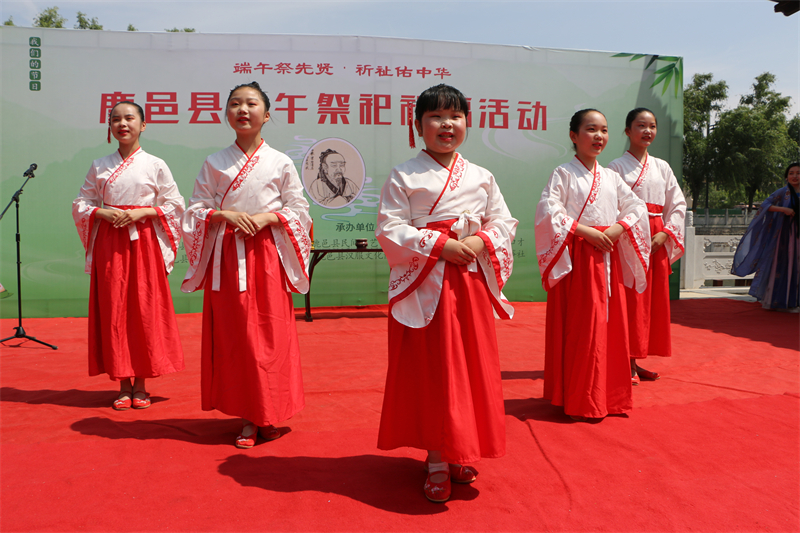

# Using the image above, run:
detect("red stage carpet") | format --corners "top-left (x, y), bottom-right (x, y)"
top-left (1, 299), bottom-right (798, 532)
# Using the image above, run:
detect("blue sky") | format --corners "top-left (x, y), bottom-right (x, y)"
top-left (3, 0), bottom-right (798, 115)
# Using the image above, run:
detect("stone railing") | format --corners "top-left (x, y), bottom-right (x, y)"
top-left (691, 208), bottom-right (754, 228)
top-left (680, 211), bottom-right (753, 289)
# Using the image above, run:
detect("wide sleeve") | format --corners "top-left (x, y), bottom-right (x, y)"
top-left (376, 168), bottom-right (450, 311)
top-left (476, 173), bottom-right (518, 289)
top-left (534, 167), bottom-right (578, 291)
top-left (72, 162), bottom-right (101, 274)
top-left (180, 160), bottom-right (221, 293)
top-left (474, 173), bottom-right (518, 319)
top-left (152, 161), bottom-right (185, 255)
top-left (270, 160), bottom-right (312, 294)
top-left (614, 175), bottom-right (650, 292)
top-left (660, 162), bottom-right (687, 264)
top-left (732, 188), bottom-right (785, 276)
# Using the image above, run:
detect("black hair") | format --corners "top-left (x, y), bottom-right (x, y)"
top-left (227, 81), bottom-right (270, 111)
top-left (625, 107), bottom-right (657, 130)
top-left (110, 100), bottom-right (145, 122)
top-left (785, 162), bottom-right (800, 181)
top-left (319, 148), bottom-right (341, 166)
top-left (414, 84), bottom-right (469, 122)
top-left (786, 162), bottom-right (800, 232)
top-left (568, 108), bottom-right (605, 151)
top-left (107, 100), bottom-right (145, 143)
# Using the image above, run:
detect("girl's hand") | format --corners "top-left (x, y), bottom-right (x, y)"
top-left (460, 235), bottom-right (486, 255)
top-left (768, 205), bottom-right (795, 217)
top-left (94, 208), bottom-right (118, 224)
top-left (243, 212), bottom-right (280, 238)
top-left (603, 223), bottom-right (625, 243)
top-left (112, 208), bottom-right (153, 228)
top-left (219, 210), bottom-right (259, 236)
top-left (651, 231), bottom-right (669, 252)
top-left (442, 238), bottom-right (478, 265)
top-left (576, 225), bottom-right (614, 252)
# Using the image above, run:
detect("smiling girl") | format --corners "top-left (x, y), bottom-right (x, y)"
top-left (73, 101), bottom-right (185, 410)
top-left (181, 82), bottom-right (311, 448)
top-left (376, 84), bottom-right (518, 503)
top-left (535, 109), bottom-right (650, 421)
top-left (608, 108), bottom-right (686, 383)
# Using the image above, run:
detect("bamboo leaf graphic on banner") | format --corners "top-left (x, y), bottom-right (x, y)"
top-left (654, 63), bottom-right (675, 75)
top-left (612, 52), bottom-right (683, 99)
top-left (660, 69), bottom-right (674, 95)
top-left (652, 69), bottom-right (672, 86)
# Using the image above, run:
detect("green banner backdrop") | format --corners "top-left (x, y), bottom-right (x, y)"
top-left (0, 27), bottom-right (683, 318)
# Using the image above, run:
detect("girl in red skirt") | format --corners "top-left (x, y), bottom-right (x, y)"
top-left (181, 82), bottom-right (311, 448)
top-left (609, 108), bottom-right (686, 383)
top-left (73, 101), bottom-right (186, 410)
top-left (535, 109), bottom-right (650, 421)
top-left (376, 84), bottom-right (518, 503)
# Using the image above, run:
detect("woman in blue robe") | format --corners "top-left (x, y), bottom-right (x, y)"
top-left (732, 162), bottom-right (800, 311)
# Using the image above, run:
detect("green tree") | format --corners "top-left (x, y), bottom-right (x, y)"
top-left (4, 16), bottom-right (15, 26)
top-left (33, 6), bottom-right (67, 28)
top-left (165, 27), bottom-right (196, 32)
top-left (127, 24), bottom-right (137, 31)
top-left (710, 73), bottom-right (797, 209)
top-left (75, 11), bottom-right (103, 30)
top-left (682, 73), bottom-right (728, 210)
top-left (788, 114), bottom-right (800, 158)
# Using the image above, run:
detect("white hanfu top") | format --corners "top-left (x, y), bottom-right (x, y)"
top-left (377, 150), bottom-right (518, 328)
top-left (72, 147), bottom-right (185, 273)
top-left (181, 141), bottom-right (311, 294)
top-left (608, 151), bottom-right (686, 264)
top-left (535, 157), bottom-right (650, 292)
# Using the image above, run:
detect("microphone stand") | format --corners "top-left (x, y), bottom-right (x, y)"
top-left (0, 166), bottom-right (58, 349)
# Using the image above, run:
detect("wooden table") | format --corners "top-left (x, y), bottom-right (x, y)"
top-left (304, 247), bottom-right (384, 321)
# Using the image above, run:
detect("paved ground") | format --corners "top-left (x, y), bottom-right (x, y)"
top-left (679, 286), bottom-right (757, 302)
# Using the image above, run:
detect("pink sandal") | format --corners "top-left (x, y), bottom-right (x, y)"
top-left (112, 392), bottom-right (132, 411)
top-left (424, 470), bottom-right (451, 503)
top-left (235, 424), bottom-right (258, 449)
top-left (259, 425), bottom-right (281, 442)
top-left (132, 391), bottom-right (151, 409)
top-left (424, 463), bottom-right (477, 484)
top-left (449, 464), bottom-right (478, 484)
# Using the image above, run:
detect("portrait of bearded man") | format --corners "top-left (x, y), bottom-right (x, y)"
top-left (308, 149), bottom-right (360, 206)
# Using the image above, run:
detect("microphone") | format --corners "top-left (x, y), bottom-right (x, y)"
top-left (23, 164), bottom-right (37, 178)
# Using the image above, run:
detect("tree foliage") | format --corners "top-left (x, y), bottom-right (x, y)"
top-left (75, 11), bottom-right (103, 30)
top-left (33, 6), bottom-right (67, 28)
top-left (127, 24), bottom-right (137, 31)
top-left (4, 16), bottom-right (15, 26)
top-left (710, 73), bottom-right (797, 209)
top-left (682, 73), bottom-right (728, 210)
top-left (787, 114), bottom-right (800, 158)
top-left (166, 27), bottom-right (196, 32)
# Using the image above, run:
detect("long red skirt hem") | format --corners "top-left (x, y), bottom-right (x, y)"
top-left (543, 236), bottom-right (632, 418)
top-left (201, 227), bottom-right (304, 427)
top-left (626, 216), bottom-right (673, 359)
top-left (88, 219), bottom-right (184, 381)
top-left (377, 262), bottom-right (505, 465)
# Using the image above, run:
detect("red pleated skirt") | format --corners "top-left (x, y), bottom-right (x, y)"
top-left (377, 261), bottom-right (505, 464)
top-left (201, 226), bottom-right (304, 427)
top-left (625, 216), bottom-right (672, 358)
top-left (88, 218), bottom-right (184, 380)
top-left (543, 234), bottom-right (632, 418)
